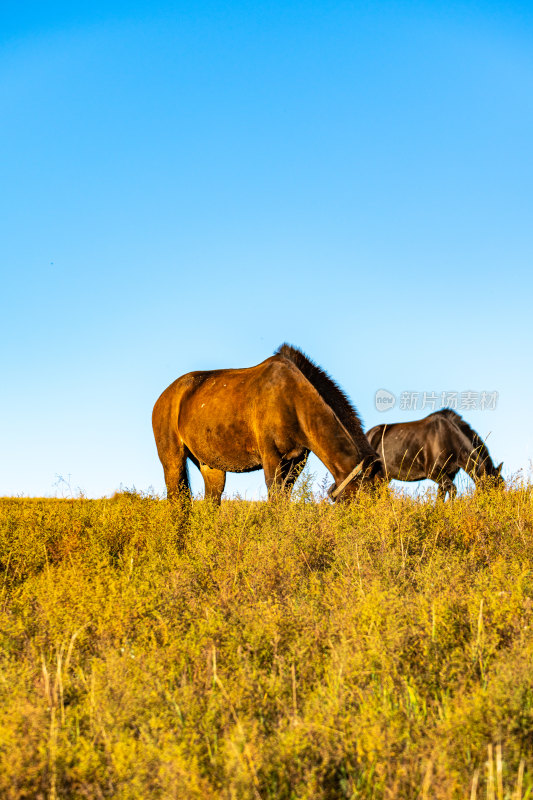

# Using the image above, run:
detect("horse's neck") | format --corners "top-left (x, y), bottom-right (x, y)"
top-left (297, 391), bottom-right (369, 481)
top-left (451, 424), bottom-right (491, 479)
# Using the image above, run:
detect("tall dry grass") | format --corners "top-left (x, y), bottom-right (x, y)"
top-left (0, 481), bottom-right (532, 799)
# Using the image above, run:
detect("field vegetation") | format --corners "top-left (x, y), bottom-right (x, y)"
top-left (0, 479), bottom-right (532, 799)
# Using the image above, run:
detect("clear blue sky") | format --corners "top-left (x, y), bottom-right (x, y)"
top-left (1, 1), bottom-right (532, 498)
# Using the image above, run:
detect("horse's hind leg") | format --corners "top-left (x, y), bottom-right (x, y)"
top-left (163, 459), bottom-right (189, 503)
top-left (158, 436), bottom-right (190, 503)
top-left (199, 465), bottom-right (226, 505)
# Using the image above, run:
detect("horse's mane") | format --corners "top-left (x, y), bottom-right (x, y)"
top-left (430, 409), bottom-right (493, 464)
top-left (275, 343), bottom-right (371, 452)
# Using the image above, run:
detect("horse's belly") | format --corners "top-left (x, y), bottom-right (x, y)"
top-left (183, 423), bottom-right (261, 473)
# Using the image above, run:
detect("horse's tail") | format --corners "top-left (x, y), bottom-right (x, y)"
top-left (275, 343), bottom-right (372, 455)
top-left (152, 376), bottom-right (193, 500)
top-left (366, 424), bottom-right (385, 451)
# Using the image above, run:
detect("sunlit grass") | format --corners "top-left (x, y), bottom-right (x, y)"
top-left (0, 482), bottom-right (532, 798)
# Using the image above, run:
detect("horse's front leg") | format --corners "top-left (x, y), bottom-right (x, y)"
top-left (262, 449), bottom-right (288, 500)
top-left (279, 451), bottom-right (309, 496)
top-left (438, 474), bottom-right (456, 500)
top-left (263, 446), bottom-right (309, 500)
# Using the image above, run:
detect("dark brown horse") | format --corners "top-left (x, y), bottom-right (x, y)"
top-left (153, 344), bottom-right (382, 503)
top-left (367, 409), bottom-right (503, 499)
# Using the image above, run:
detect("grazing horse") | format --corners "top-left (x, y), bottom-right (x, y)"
top-left (153, 344), bottom-right (383, 503)
top-left (366, 409), bottom-right (503, 499)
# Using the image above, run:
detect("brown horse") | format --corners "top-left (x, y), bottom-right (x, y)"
top-left (367, 409), bottom-right (503, 499)
top-left (152, 344), bottom-right (382, 503)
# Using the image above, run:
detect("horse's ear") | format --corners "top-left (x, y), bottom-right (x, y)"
top-left (497, 462), bottom-right (503, 475)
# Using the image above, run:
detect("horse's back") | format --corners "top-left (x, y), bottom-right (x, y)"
top-left (155, 354), bottom-right (301, 415)
top-left (154, 355), bottom-right (315, 473)
top-left (178, 356), bottom-right (306, 427)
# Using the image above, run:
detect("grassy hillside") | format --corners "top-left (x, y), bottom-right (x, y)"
top-left (0, 484), bottom-right (532, 799)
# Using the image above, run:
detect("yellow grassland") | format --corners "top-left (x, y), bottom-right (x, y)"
top-left (0, 481), bottom-right (532, 799)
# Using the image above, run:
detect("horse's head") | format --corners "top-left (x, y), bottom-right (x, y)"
top-left (492, 461), bottom-right (504, 486)
top-left (328, 457), bottom-right (384, 502)
top-left (477, 460), bottom-right (504, 488)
